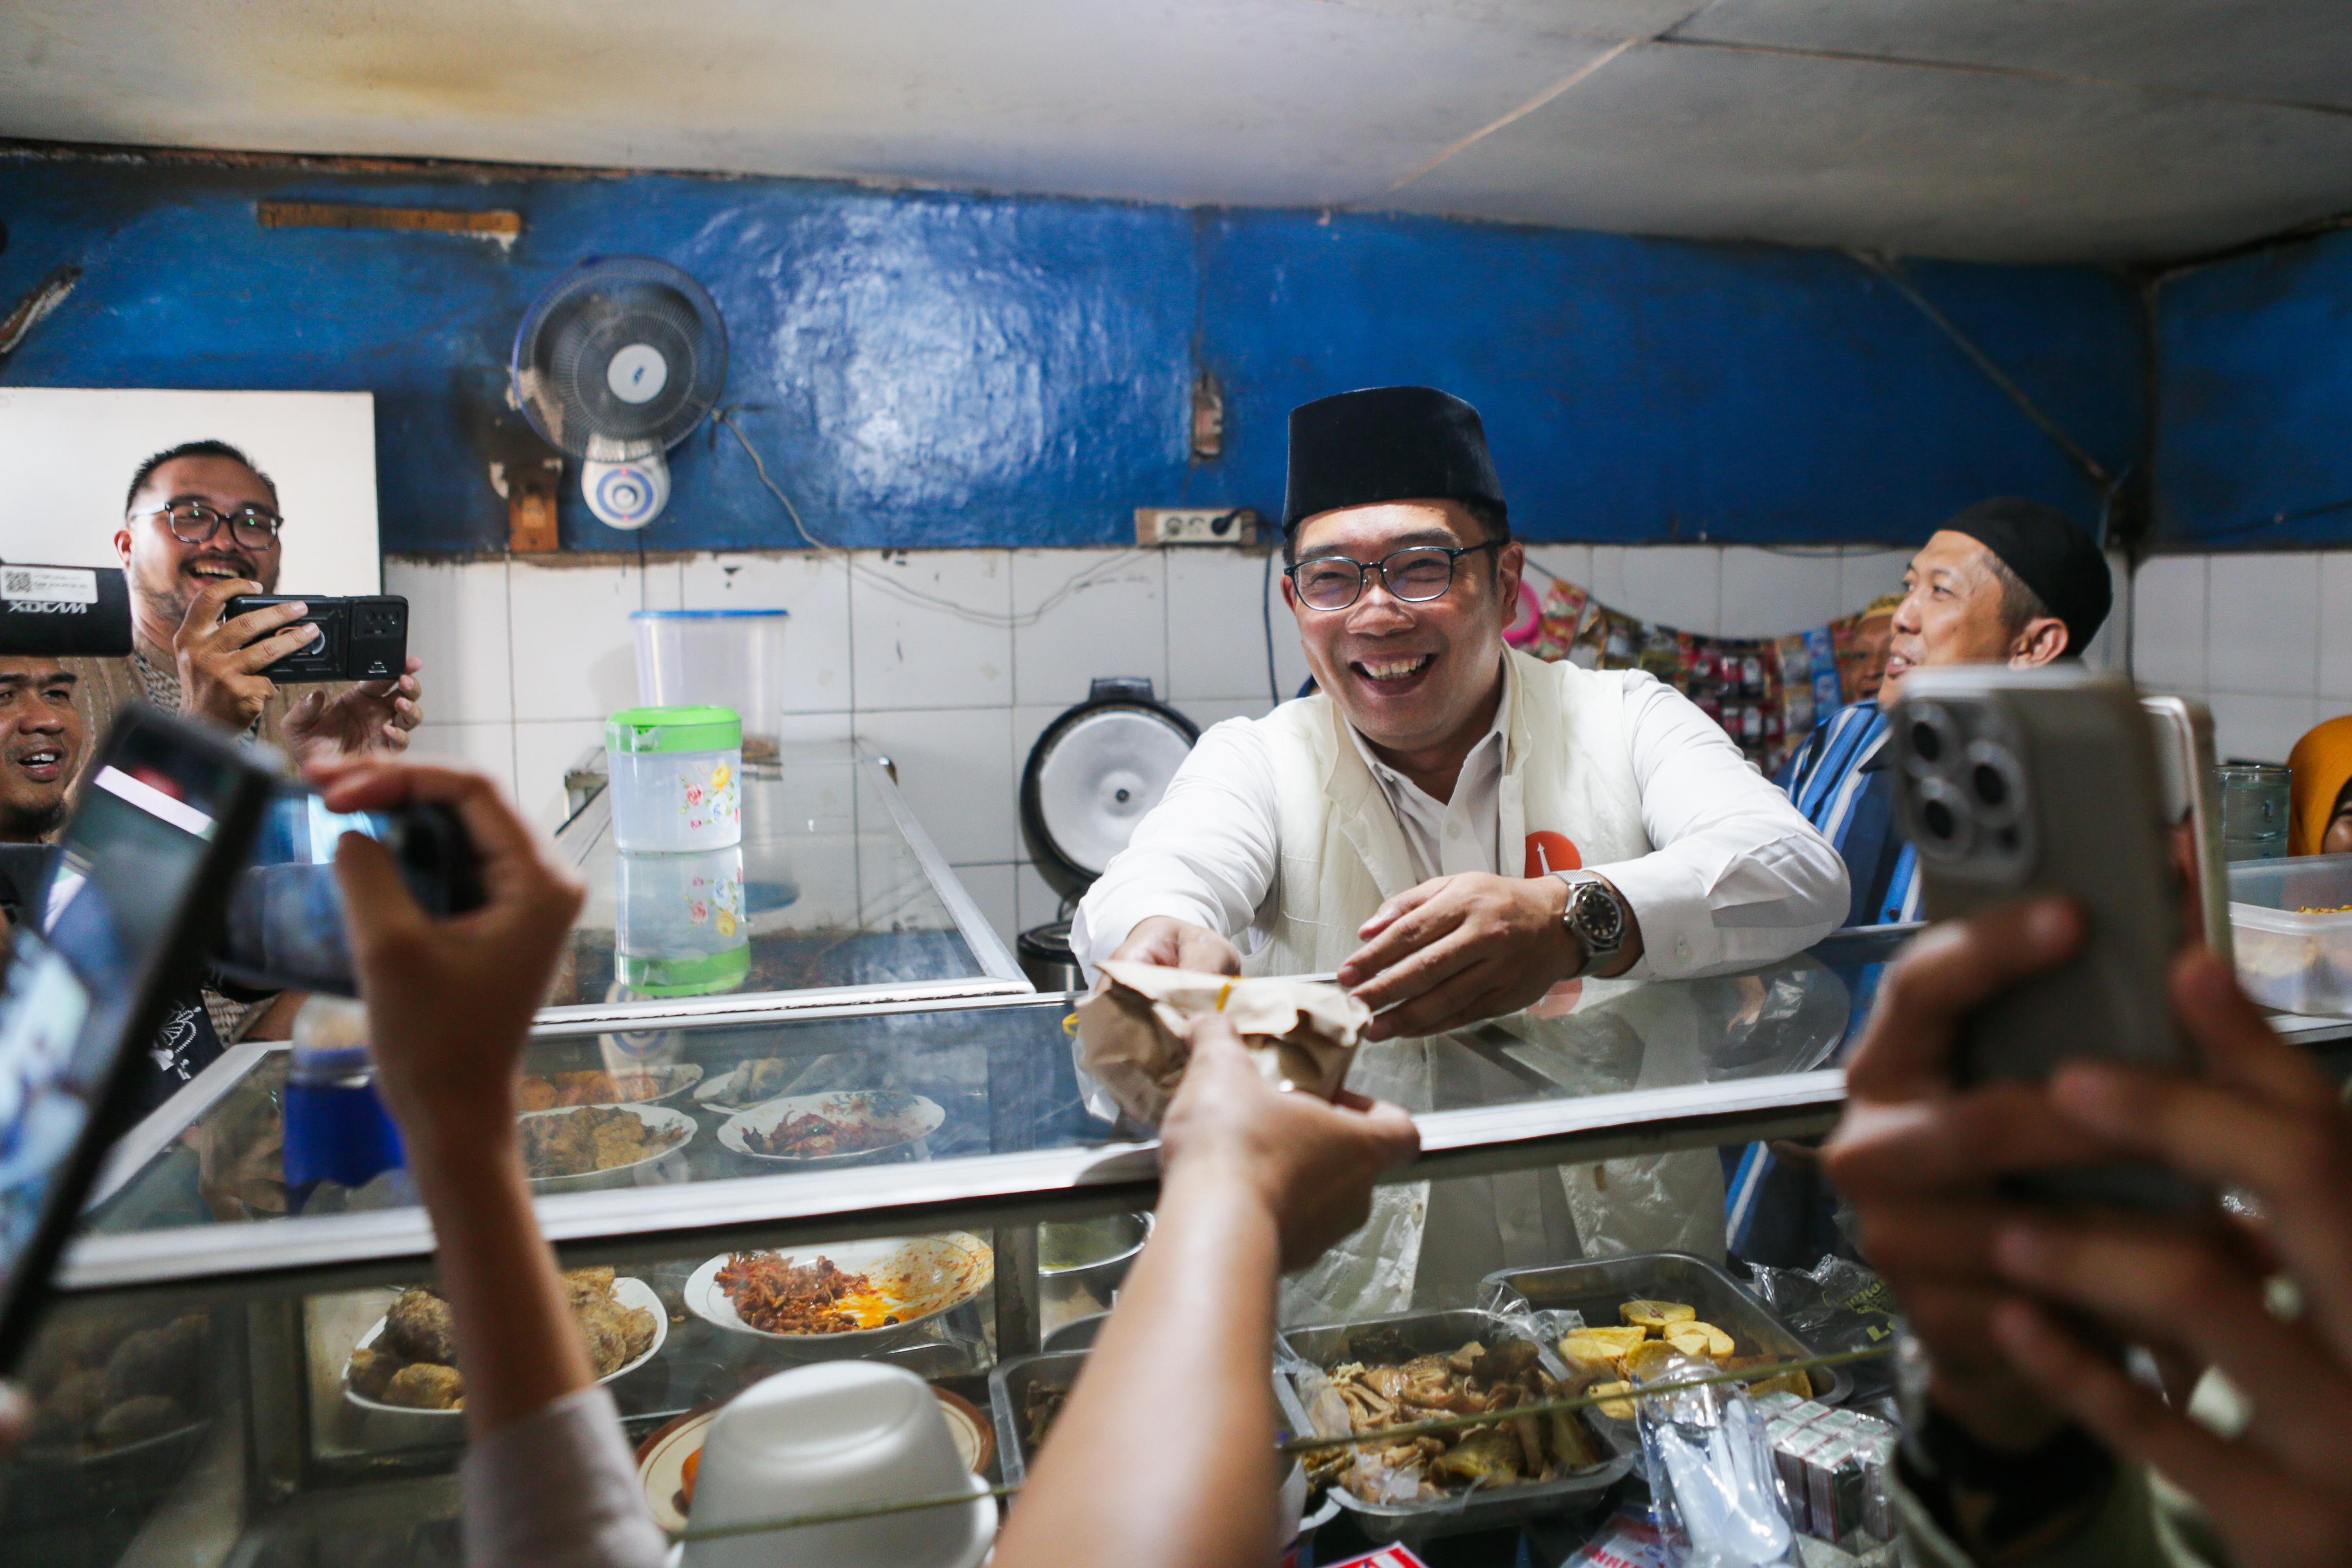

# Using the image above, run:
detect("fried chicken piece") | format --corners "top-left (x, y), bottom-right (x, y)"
top-left (347, 1346), bottom-right (403, 1401)
top-left (590, 1121), bottom-right (648, 1171)
top-left (32, 1369), bottom-right (110, 1444)
top-left (518, 1078), bottom-right (559, 1111)
top-left (1434, 1427), bottom-right (1522, 1486)
top-left (563, 1267), bottom-right (618, 1309)
top-left (573, 1295), bottom-right (632, 1376)
top-left (384, 1289), bottom-right (458, 1365)
top-left (617, 1305), bottom-right (658, 1362)
top-left (1470, 1339), bottom-right (1540, 1385)
top-left (385, 1362), bottom-right (464, 1410)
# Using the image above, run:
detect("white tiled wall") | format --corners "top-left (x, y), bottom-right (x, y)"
top-left (391, 542), bottom-right (1931, 951)
top-left (2130, 550), bottom-right (2352, 766)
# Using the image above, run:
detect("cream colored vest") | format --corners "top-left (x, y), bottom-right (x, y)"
top-left (1244, 649), bottom-right (1728, 1323)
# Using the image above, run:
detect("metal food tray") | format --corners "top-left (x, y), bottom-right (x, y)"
top-left (988, 1348), bottom-right (1088, 1488)
top-left (1479, 1250), bottom-right (1854, 1409)
top-left (1271, 1307), bottom-right (1634, 1543)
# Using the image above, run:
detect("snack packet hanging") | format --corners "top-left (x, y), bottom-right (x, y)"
top-left (1075, 961), bottom-right (1372, 1125)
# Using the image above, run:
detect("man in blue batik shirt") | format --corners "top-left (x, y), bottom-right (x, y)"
top-left (1727, 497), bottom-right (2115, 1266)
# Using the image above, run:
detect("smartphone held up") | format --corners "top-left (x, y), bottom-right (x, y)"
top-left (217, 784), bottom-right (483, 998)
top-left (1888, 666), bottom-right (2207, 1209)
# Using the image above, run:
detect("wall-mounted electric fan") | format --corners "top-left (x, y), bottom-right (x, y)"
top-left (511, 255), bottom-right (728, 530)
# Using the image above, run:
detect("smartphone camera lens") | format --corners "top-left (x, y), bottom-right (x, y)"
top-left (1962, 740), bottom-right (2026, 828)
top-left (1912, 776), bottom-right (1974, 859)
top-left (1903, 704), bottom-right (1960, 778)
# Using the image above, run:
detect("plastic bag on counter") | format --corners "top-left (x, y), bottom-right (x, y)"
top-left (1635, 1350), bottom-right (1800, 1567)
top-left (1737, 1255), bottom-right (1903, 1402)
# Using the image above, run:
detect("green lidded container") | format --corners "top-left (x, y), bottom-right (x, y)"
top-left (606, 704), bottom-right (743, 754)
top-left (605, 704), bottom-right (743, 853)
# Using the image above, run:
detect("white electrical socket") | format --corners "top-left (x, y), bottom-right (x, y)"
top-left (1135, 507), bottom-right (1259, 546)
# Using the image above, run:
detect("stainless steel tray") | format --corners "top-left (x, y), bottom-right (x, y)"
top-left (987, 1348), bottom-right (1088, 1488)
top-left (1479, 1250), bottom-right (1854, 1407)
top-left (1272, 1307), bottom-right (1633, 1543)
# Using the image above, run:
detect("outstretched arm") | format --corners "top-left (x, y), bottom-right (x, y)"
top-left (995, 1017), bottom-right (1417, 1568)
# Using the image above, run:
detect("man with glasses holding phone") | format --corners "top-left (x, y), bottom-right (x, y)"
top-left (1074, 385), bottom-right (1847, 1316)
top-left (82, 440), bottom-right (423, 761)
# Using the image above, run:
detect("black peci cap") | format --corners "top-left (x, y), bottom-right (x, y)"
top-left (1944, 497), bottom-right (2112, 653)
top-left (1283, 386), bottom-right (1506, 535)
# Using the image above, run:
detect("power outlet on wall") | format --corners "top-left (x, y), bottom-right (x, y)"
top-left (1135, 507), bottom-right (1259, 546)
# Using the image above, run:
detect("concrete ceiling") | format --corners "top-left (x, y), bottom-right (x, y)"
top-left (5, 0), bottom-right (2349, 264)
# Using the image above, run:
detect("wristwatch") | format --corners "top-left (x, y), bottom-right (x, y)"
top-left (1555, 872), bottom-right (1629, 976)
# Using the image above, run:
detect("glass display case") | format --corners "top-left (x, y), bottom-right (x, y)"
top-left (539, 743), bottom-right (1029, 1033)
top-left (11, 947), bottom-right (1869, 1566)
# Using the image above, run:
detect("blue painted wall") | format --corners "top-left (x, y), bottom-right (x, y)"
top-left (2157, 228), bottom-right (2352, 549)
top-left (0, 154), bottom-right (2138, 554)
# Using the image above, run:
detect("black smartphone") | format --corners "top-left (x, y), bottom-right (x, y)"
top-left (224, 594), bottom-right (408, 682)
top-left (214, 784), bottom-right (482, 997)
top-left (0, 708), bottom-right (273, 1372)
top-left (1890, 665), bottom-right (2200, 1209)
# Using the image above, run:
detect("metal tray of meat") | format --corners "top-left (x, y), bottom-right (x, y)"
top-left (1272, 1307), bottom-right (1633, 1542)
top-left (1479, 1250), bottom-right (1853, 1409)
top-left (990, 1349), bottom-right (1306, 1486)
top-left (987, 1349), bottom-right (1089, 1488)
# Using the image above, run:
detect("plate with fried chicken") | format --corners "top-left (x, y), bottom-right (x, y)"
top-left (344, 1270), bottom-right (667, 1416)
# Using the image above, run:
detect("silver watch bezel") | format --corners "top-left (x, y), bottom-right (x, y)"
top-left (1560, 873), bottom-right (1627, 960)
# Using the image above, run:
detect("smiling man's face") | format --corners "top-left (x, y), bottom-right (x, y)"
top-left (1285, 499), bottom-right (1521, 763)
top-left (115, 454), bottom-right (283, 642)
top-left (0, 659), bottom-right (83, 842)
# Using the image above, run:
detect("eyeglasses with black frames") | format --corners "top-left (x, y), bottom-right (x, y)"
top-left (1285, 539), bottom-right (1503, 612)
top-left (140, 500), bottom-right (284, 551)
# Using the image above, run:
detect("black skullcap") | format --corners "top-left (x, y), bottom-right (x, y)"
top-left (1944, 497), bottom-right (2112, 653)
top-left (1283, 386), bottom-right (1506, 533)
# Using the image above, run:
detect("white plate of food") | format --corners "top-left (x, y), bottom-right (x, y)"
top-left (684, 1234), bottom-right (994, 1348)
top-left (716, 1090), bottom-right (945, 1167)
top-left (519, 1064), bottom-right (704, 1110)
top-left (520, 1103), bottom-right (698, 1192)
top-left (344, 1272), bottom-right (667, 1416)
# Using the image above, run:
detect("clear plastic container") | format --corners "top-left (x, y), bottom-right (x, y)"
top-left (2228, 852), bottom-right (2352, 1015)
top-left (632, 609), bottom-right (788, 763)
top-left (615, 844), bottom-right (750, 997)
top-left (605, 705), bottom-right (742, 852)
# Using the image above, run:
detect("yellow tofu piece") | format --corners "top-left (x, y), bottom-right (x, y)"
top-left (1745, 1368), bottom-right (1814, 1400)
top-left (1572, 1325), bottom-right (1649, 1357)
top-left (1666, 1322), bottom-right (1735, 1358)
top-left (1623, 1340), bottom-right (1683, 1379)
top-left (1589, 1380), bottom-right (1636, 1420)
top-left (1559, 1333), bottom-right (1615, 1376)
top-left (1620, 1300), bottom-right (1697, 1331)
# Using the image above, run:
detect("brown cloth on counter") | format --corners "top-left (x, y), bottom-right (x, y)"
top-left (1076, 961), bottom-right (1372, 1127)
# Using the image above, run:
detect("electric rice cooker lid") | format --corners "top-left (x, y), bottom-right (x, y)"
top-left (1021, 678), bottom-right (1199, 896)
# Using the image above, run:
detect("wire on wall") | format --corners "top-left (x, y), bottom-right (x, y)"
top-left (714, 407), bottom-right (1154, 630)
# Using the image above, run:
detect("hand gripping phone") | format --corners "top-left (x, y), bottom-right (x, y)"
top-left (214, 783), bottom-right (483, 998)
top-left (1889, 666), bottom-right (2199, 1209)
top-left (0, 708), bottom-right (273, 1371)
top-left (224, 594), bottom-right (408, 682)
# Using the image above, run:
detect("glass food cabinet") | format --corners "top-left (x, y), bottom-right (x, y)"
top-left (538, 743), bottom-right (1030, 1034)
top-left (11, 943), bottom-right (1865, 1566)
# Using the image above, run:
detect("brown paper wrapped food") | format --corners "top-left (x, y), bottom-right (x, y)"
top-left (1076, 960), bottom-right (1374, 1126)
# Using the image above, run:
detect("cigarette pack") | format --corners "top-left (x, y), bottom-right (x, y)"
top-left (1803, 1432), bottom-right (1869, 1543)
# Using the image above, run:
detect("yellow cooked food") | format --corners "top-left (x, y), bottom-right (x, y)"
top-left (1590, 1380), bottom-right (1636, 1419)
top-left (1559, 1324), bottom-right (1648, 1371)
top-left (1623, 1340), bottom-right (1683, 1379)
top-left (1665, 1322), bottom-right (1736, 1358)
top-left (1620, 1299), bottom-right (1697, 1331)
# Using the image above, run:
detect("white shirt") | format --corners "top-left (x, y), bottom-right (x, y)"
top-left (1072, 664), bottom-right (1849, 981)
